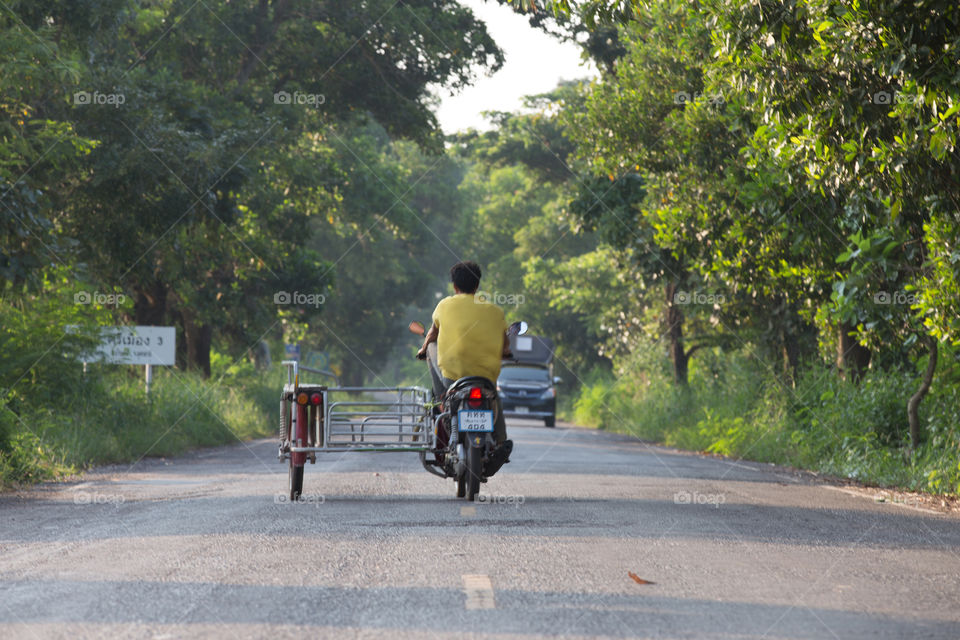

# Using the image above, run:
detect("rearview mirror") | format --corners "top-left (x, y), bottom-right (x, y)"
top-left (508, 320), bottom-right (528, 336)
top-left (408, 320), bottom-right (425, 336)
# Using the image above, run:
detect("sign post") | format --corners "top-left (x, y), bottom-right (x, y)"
top-left (79, 326), bottom-right (176, 395)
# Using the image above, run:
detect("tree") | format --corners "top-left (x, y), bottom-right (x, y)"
top-left (711, 0), bottom-right (960, 442)
top-left (564, 2), bottom-right (737, 386)
top-left (0, 13), bottom-right (93, 292)
top-left (452, 87), bottom-right (613, 383)
top-left (9, 0), bottom-right (505, 375)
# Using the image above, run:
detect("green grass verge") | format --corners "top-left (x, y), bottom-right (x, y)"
top-left (1, 354), bottom-right (281, 489)
top-left (572, 348), bottom-right (960, 496)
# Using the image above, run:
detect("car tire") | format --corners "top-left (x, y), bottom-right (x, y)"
top-left (544, 415), bottom-right (555, 428)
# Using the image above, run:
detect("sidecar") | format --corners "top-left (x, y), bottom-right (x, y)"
top-left (278, 360), bottom-right (435, 500)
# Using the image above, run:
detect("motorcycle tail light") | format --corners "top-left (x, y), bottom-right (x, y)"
top-left (296, 392), bottom-right (309, 405)
top-left (467, 387), bottom-right (483, 408)
top-left (310, 392), bottom-right (322, 405)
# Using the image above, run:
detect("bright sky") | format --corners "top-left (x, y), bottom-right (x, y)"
top-left (433, 0), bottom-right (598, 133)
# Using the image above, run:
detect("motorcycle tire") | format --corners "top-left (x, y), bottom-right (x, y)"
top-left (465, 441), bottom-right (483, 502)
top-left (288, 463), bottom-right (303, 501)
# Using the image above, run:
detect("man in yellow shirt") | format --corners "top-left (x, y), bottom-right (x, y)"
top-left (417, 261), bottom-right (512, 448)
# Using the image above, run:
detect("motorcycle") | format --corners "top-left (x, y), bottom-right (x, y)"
top-left (408, 319), bottom-right (527, 501)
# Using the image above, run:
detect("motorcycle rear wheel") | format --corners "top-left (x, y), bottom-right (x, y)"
top-left (288, 462), bottom-right (303, 501)
top-left (465, 443), bottom-right (483, 501)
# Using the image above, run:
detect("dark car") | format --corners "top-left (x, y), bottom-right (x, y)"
top-left (498, 363), bottom-right (560, 427)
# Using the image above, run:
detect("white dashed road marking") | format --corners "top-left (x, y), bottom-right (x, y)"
top-left (462, 574), bottom-right (495, 610)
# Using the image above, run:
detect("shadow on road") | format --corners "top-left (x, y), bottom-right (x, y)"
top-left (0, 577), bottom-right (955, 638)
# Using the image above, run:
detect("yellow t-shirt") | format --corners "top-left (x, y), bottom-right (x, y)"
top-left (432, 293), bottom-right (507, 382)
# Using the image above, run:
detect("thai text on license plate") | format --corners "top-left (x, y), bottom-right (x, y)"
top-left (458, 410), bottom-right (494, 432)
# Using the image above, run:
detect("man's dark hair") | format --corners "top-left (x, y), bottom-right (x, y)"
top-left (450, 261), bottom-right (482, 294)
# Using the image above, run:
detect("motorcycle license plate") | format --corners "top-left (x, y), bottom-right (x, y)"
top-left (458, 410), bottom-right (494, 432)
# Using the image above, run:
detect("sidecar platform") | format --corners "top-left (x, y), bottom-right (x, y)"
top-left (278, 360), bottom-right (436, 460)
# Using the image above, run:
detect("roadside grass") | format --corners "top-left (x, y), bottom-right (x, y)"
top-left (1, 353), bottom-right (280, 489)
top-left (573, 347), bottom-right (960, 496)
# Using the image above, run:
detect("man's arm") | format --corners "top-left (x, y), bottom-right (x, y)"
top-left (502, 332), bottom-right (512, 358)
top-left (416, 323), bottom-right (439, 360)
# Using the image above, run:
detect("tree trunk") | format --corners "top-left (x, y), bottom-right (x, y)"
top-left (665, 282), bottom-right (689, 386)
top-left (133, 280), bottom-right (167, 325)
top-left (837, 322), bottom-right (871, 383)
top-left (251, 340), bottom-right (272, 370)
top-left (181, 308), bottom-right (212, 378)
top-left (907, 335), bottom-right (938, 450)
top-left (340, 358), bottom-right (364, 388)
top-left (782, 328), bottom-right (800, 388)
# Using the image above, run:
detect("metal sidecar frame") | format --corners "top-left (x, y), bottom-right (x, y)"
top-left (278, 360), bottom-right (437, 499)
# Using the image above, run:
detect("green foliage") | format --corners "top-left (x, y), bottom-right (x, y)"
top-left (0, 16), bottom-right (93, 292)
top-left (44, 359), bottom-right (278, 466)
top-left (453, 82), bottom-right (584, 184)
top-left (556, 0), bottom-right (958, 450)
top-left (918, 215), bottom-right (960, 344)
top-left (0, 289), bottom-right (281, 488)
top-left (438, 89), bottom-right (615, 389)
top-left (0, 0), bottom-right (511, 484)
top-left (3, 0), bottom-right (506, 377)
top-left (1, 355), bottom-right (280, 489)
top-left (573, 347), bottom-right (960, 495)
top-left (708, 0), bottom-right (959, 360)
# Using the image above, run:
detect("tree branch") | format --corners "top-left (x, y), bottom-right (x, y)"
top-left (684, 343), bottom-right (705, 359)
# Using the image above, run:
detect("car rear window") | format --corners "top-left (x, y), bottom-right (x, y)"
top-left (499, 367), bottom-right (550, 382)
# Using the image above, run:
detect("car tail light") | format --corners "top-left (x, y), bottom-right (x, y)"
top-left (310, 392), bottom-right (322, 405)
top-left (467, 387), bottom-right (483, 408)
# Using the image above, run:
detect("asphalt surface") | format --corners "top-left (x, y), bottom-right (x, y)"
top-left (1, 419), bottom-right (959, 639)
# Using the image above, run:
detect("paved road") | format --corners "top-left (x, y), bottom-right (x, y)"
top-left (1, 419), bottom-right (959, 639)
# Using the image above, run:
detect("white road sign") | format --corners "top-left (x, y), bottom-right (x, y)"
top-left (515, 336), bottom-right (533, 351)
top-left (86, 326), bottom-right (176, 365)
